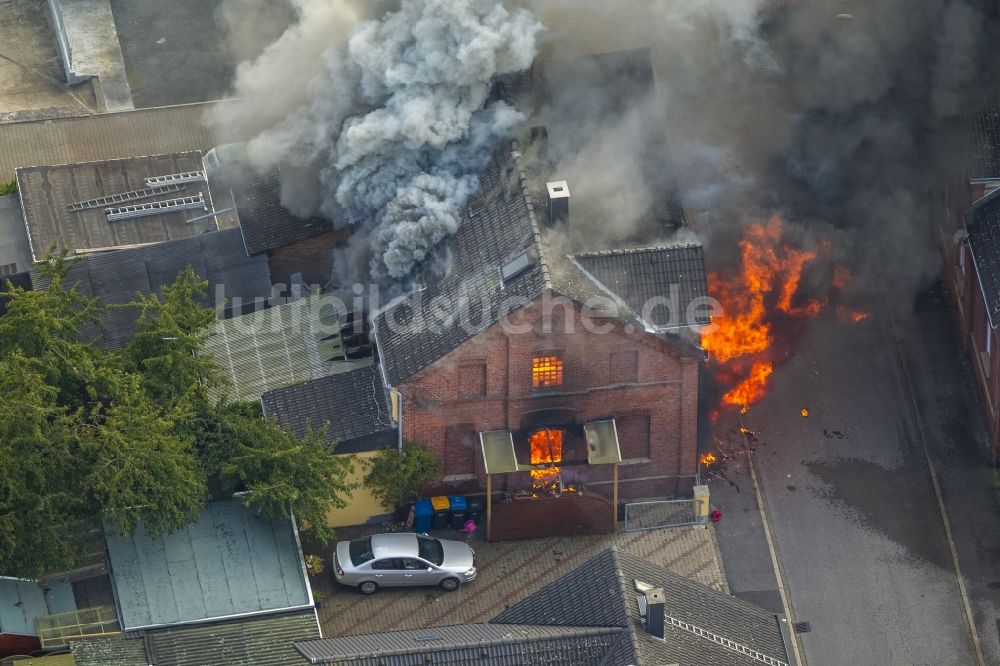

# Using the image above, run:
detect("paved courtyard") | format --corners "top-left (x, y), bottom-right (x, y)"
top-left (308, 523), bottom-right (726, 638)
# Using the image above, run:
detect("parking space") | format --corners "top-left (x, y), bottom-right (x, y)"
top-left (309, 523), bottom-right (725, 638)
top-left (109, 0), bottom-right (294, 108)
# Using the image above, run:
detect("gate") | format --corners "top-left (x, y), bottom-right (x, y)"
top-left (622, 498), bottom-right (705, 532)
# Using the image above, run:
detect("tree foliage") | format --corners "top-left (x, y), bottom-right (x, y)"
top-left (364, 442), bottom-right (441, 509)
top-left (0, 257), bottom-right (353, 577)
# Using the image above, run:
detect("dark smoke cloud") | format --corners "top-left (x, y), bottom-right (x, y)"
top-left (212, 0), bottom-right (543, 282)
top-left (528, 0), bottom-right (1000, 297)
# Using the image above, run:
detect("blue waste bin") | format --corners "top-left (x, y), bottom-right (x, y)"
top-left (448, 495), bottom-right (468, 530)
top-left (414, 498), bottom-right (433, 533)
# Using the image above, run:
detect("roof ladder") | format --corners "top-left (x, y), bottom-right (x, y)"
top-left (143, 170), bottom-right (205, 188)
top-left (105, 193), bottom-right (207, 222)
top-left (67, 184), bottom-right (185, 212)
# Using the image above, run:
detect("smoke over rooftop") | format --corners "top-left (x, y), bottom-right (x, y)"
top-left (212, 0), bottom-right (543, 282)
top-left (214, 0), bottom-right (1000, 294)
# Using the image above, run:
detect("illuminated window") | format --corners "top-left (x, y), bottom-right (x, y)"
top-left (532, 355), bottom-right (563, 389)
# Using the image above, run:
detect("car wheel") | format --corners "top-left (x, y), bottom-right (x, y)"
top-left (439, 577), bottom-right (460, 592)
top-left (359, 581), bottom-right (378, 595)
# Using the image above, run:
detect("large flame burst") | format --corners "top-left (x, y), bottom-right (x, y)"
top-left (702, 215), bottom-right (826, 412)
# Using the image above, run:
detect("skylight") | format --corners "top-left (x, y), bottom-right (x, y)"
top-left (500, 252), bottom-right (533, 283)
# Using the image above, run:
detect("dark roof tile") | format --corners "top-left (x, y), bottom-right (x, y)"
top-left (262, 365), bottom-right (397, 453)
top-left (232, 173), bottom-right (333, 255)
top-left (965, 188), bottom-right (1000, 326)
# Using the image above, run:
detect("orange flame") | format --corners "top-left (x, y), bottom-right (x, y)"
top-left (700, 452), bottom-right (717, 466)
top-left (529, 429), bottom-right (562, 485)
top-left (703, 215), bottom-right (825, 412)
top-left (800, 407), bottom-right (809, 417)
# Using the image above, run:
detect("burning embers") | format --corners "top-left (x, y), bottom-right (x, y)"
top-left (702, 215), bottom-right (867, 414)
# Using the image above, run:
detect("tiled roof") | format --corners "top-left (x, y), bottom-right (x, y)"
top-left (294, 624), bottom-right (627, 665)
top-left (373, 145), bottom-right (547, 387)
top-left (30, 228), bottom-right (272, 348)
top-left (573, 244), bottom-right (709, 329)
top-left (105, 500), bottom-right (313, 631)
top-left (232, 173), bottom-right (333, 255)
top-left (203, 293), bottom-right (371, 402)
top-left (148, 610), bottom-right (319, 666)
top-left (965, 103), bottom-right (1000, 180)
top-left (262, 365), bottom-right (397, 454)
top-left (373, 144), bottom-right (707, 387)
top-left (72, 636), bottom-right (147, 666)
top-left (16, 152), bottom-right (221, 261)
top-left (965, 188), bottom-right (1000, 326)
top-left (494, 549), bottom-right (789, 666)
top-left (71, 611), bottom-right (320, 666)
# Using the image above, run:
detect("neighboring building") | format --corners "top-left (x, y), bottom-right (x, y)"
top-left (104, 500), bottom-right (313, 631)
top-left (0, 193), bottom-right (32, 277)
top-left (230, 173), bottom-right (346, 287)
top-left (29, 228), bottom-right (272, 348)
top-left (372, 144), bottom-right (707, 509)
top-left (293, 548), bottom-right (790, 666)
top-left (940, 104), bottom-right (1000, 462)
top-left (15, 152), bottom-right (234, 261)
top-left (262, 366), bottom-right (398, 527)
top-left (203, 292), bottom-right (372, 402)
top-left (0, 578), bottom-right (77, 659)
top-left (64, 500), bottom-right (321, 666)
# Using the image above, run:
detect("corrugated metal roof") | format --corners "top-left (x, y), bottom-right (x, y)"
top-left (966, 188), bottom-right (1000, 327)
top-left (104, 500), bottom-right (312, 631)
top-left (149, 610), bottom-right (320, 666)
top-left (203, 294), bottom-right (369, 402)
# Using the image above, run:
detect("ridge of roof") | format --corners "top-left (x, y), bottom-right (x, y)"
top-left (511, 141), bottom-right (552, 290)
top-left (572, 242), bottom-right (704, 258)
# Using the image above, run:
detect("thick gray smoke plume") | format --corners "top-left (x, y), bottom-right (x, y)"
top-left (213, 0), bottom-right (543, 280)
top-left (526, 0), bottom-right (1000, 296)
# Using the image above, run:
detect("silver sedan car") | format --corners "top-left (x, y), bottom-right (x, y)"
top-left (333, 533), bottom-right (477, 594)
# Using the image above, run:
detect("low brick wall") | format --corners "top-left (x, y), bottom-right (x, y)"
top-left (490, 491), bottom-right (614, 541)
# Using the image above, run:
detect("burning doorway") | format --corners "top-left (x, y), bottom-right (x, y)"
top-left (529, 428), bottom-right (563, 487)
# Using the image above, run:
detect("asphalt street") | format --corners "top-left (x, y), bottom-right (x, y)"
top-left (710, 279), bottom-right (997, 665)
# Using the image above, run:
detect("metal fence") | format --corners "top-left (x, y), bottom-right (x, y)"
top-left (623, 498), bottom-right (705, 532)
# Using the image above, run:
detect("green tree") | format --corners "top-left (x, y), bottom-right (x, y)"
top-left (0, 255), bottom-right (356, 576)
top-left (196, 402), bottom-right (355, 543)
top-left (364, 442), bottom-right (440, 509)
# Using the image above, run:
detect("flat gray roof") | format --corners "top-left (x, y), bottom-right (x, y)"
top-left (105, 500), bottom-right (312, 631)
top-left (16, 152), bottom-right (222, 261)
top-left (0, 578), bottom-right (76, 636)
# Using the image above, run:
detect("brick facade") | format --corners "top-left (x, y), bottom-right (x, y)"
top-left (939, 181), bottom-right (1000, 460)
top-left (397, 297), bottom-right (701, 499)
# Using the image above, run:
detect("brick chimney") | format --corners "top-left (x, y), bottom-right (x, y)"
top-left (546, 180), bottom-right (570, 226)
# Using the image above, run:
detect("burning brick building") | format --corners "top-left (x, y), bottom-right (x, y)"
top-left (371, 143), bottom-right (709, 529)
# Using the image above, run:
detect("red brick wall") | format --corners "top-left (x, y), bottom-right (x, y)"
top-left (397, 297), bottom-right (701, 499)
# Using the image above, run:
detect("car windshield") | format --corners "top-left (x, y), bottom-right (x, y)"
top-left (349, 537), bottom-right (374, 565)
top-left (417, 536), bottom-right (444, 566)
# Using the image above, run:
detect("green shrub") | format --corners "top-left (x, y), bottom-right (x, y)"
top-left (0, 180), bottom-right (15, 196)
top-left (364, 442), bottom-right (441, 508)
